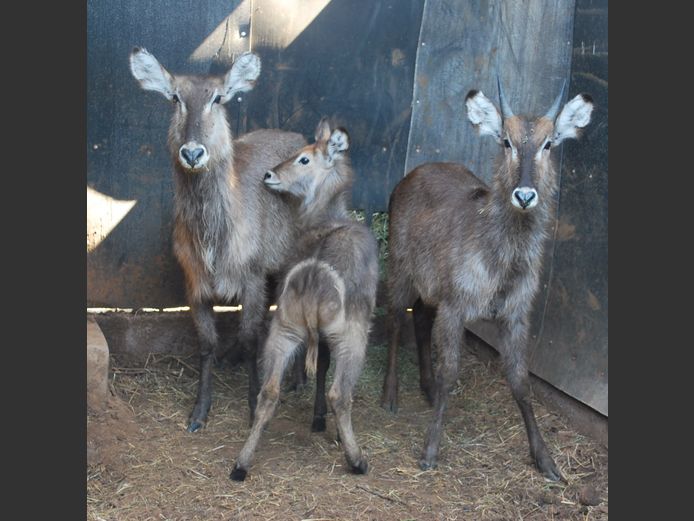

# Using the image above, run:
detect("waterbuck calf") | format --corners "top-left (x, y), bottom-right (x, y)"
top-left (381, 81), bottom-right (593, 480)
top-left (230, 120), bottom-right (379, 481)
top-left (129, 48), bottom-right (307, 432)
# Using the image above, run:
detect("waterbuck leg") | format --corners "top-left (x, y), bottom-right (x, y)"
top-left (187, 299), bottom-right (218, 432)
top-left (239, 276), bottom-right (269, 425)
top-left (381, 307), bottom-right (406, 413)
top-left (420, 304), bottom-right (462, 470)
top-left (231, 325), bottom-right (300, 481)
top-left (289, 345), bottom-right (308, 391)
top-left (329, 328), bottom-right (368, 474)
top-left (413, 298), bottom-right (436, 405)
top-left (311, 338), bottom-right (331, 432)
top-left (499, 318), bottom-right (564, 481)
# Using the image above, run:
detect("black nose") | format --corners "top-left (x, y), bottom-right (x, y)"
top-left (264, 171), bottom-right (272, 180)
top-left (181, 147), bottom-right (205, 166)
top-left (514, 189), bottom-right (536, 209)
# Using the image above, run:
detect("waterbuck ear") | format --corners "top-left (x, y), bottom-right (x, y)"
top-left (221, 52), bottom-right (261, 103)
top-left (553, 94), bottom-right (594, 145)
top-left (129, 47), bottom-right (176, 100)
top-left (314, 118), bottom-right (332, 143)
top-left (465, 90), bottom-right (503, 143)
top-left (327, 128), bottom-right (349, 160)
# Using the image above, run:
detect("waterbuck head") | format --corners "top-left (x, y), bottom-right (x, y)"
top-left (465, 80), bottom-right (593, 211)
top-left (129, 47), bottom-right (261, 173)
top-left (263, 118), bottom-right (351, 212)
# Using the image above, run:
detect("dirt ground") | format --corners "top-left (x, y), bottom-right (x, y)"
top-left (87, 341), bottom-right (608, 520)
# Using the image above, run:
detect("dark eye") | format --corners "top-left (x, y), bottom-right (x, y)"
top-left (213, 95), bottom-right (222, 104)
top-left (172, 94), bottom-right (180, 104)
top-left (299, 157), bottom-right (310, 165)
top-left (544, 141), bottom-right (552, 150)
top-left (504, 139), bottom-right (511, 149)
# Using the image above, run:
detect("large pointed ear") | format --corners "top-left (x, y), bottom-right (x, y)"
top-left (129, 47), bottom-right (176, 100)
top-left (220, 52), bottom-right (261, 103)
top-left (327, 128), bottom-right (349, 160)
top-left (465, 90), bottom-right (503, 143)
top-left (314, 117), bottom-right (331, 143)
top-left (553, 94), bottom-right (594, 145)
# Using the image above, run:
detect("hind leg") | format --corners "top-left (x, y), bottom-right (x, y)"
top-left (381, 278), bottom-right (416, 413)
top-left (311, 338), bottom-right (331, 432)
top-left (413, 298), bottom-right (436, 405)
top-left (329, 325), bottom-right (369, 474)
top-left (231, 322), bottom-right (301, 481)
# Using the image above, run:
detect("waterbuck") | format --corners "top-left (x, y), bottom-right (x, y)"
top-left (380, 81), bottom-right (593, 481)
top-left (230, 120), bottom-right (379, 481)
top-left (129, 48), bottom-right (308, 432)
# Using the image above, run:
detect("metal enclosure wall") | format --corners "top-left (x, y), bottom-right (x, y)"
top-left (87, 0), bottom-right (607, 415)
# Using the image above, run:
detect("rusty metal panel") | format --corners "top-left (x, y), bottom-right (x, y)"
top-left (247, 0), bottom-right (425, 215)
top-left (87, 0), bottom-right (251, 307)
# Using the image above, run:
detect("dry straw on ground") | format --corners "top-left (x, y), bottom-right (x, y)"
top-left (87, 341), bottom-right (608, 521)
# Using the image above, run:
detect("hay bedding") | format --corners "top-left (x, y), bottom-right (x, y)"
top-left (87, 344), bottom-right (608, 520)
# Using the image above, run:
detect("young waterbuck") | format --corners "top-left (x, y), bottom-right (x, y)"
top-left (129, 48), bottom-right (308, 432)
top-left (381, 80), bottom-right (593, 481)
top-left (230, 120), bottom-right (379, 481)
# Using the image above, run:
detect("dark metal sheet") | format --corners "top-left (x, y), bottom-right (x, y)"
top-left (528, 0), bottom-right (608, 415)
top-left (87, 0), bottom-right (250, 307)
top-left (247, 0), bottom-right (425, 216)
top-left (404, 0), bottom-right (576, 184)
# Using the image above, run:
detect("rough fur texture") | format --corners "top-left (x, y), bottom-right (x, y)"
top-left (232, 121), bottom-right (379, 480)
top-left (381, 88), bottom-right (593, 482)
top-left (130, 48), bottom-right (308, 431)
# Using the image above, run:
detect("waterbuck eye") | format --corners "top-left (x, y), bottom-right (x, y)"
top-left (172, 94), bottom-right (180, 104)
top-left (544, 141), bottom-right (552, 150)
top-left (213, 95), bottom-right (222, 104)
top-left (503, 139), bottom-right (511, 149)
top-left (299, 157), bottom-right (310, 165)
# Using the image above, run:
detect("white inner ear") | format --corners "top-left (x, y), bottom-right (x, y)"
top-left (466, 91), bottom-right (502, 142)
top-left (553, 94), bottom-right (594, 144)
top-left (129, 49), bottom-right (175, 100)
top-left (327, 129), bottom-right (349, 160)
top-left (221, 52), bottom-right (261, 102)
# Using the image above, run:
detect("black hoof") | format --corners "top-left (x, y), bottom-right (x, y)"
top-left (380, 397), bottom-right (398, 414)
top-left (351, 459), bottom-right (368, 475)
top-left (538, 461), bottom-right (564, 482)
top-left (230, 465), bottom-right (248, 481)
top-left (311, 416), bottom-right (326, 432)
top-left (418, 458), bottom-right (437, 471)
top-left (421, 388), bottom-right (435, 406)
top-left (187, 421), bottom-right (204, 433)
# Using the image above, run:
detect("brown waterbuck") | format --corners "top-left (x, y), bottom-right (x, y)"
top-left (129, 48), bottom-right (308, 432)
top-left (380, 80), bottom-right (593, 480)
top-left (230, 120), bottom-right (379, 481)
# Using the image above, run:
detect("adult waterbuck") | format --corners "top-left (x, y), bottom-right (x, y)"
top-left (129, 48), bottom-right (307, 432)
top-left (380, 81), bottom-right (593, 480)
top-left (230, 120), bottom-right (379, 481)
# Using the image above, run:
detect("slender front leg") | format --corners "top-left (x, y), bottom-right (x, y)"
top-left (231, 324), bottom-right (300, 481)
top-left (311, 338), bottom-right (331, 432)
top-left (499, 317), bottom-right (564, 481)
top-left (238, 275), bottom-right (269, 425)
top-left (420, 304), bottom-right (463, 470)
top-left (412, 298), bottom-right (436, 405)
top-left (187, 299), bottom-right (217, 432)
